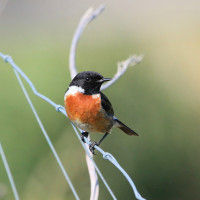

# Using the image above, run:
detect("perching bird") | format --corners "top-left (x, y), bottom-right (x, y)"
top-left (64, 71), bottom-right (138, 154)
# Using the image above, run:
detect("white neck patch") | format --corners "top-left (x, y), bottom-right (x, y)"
top-left (64, 86), bottom-right (85, 100)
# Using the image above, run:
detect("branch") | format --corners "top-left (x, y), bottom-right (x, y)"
top-left (69, 5), bottom-right (105, 200)
top-left (69, 5), bottom-right (105, 79)
top-left (69, 5), bottom-right (143, 89)
top-left (101, 55), bottom-right (143, 90)
top-left (0, 52), bottom-right (116, 200)
top-left (0, 52), bottom-right (145, 200)
top-left (68, 5), bottom-right (145, 200)
top-left (0, 143), bottom-right (20, 200)
top-left (1, 5), bottom-right (145, 200)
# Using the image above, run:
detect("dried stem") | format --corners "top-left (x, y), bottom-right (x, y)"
top-left (101, 55), bottom-right (143, 90)
top-left (69, 5), bottom-right (105, 79)
top-left (69, 5), bottom-right (143, 200)
top-left (69, 5), bottom-right (105, 200)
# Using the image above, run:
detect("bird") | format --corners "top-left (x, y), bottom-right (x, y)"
top-left (64, 71), bottom-right (138, 154)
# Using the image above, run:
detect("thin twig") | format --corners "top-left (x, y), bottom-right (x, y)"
top-left (13, 69), bottom-right (80, 200)
top-left (0, 4), bottom-right (145, 200)
top-left (101, 55), bottom-right (143, 90)
top-left (0, 52), bottom-right (117, 200)
top-left (69, 5), bottom-right (105, 79)
top-left (69, 5), bottom-right (106, 200)
top-left (0, 52), bottom-right (145, 200)
top-left (0, 143), bottom-right (20, 200)
top-left (0, 53), bottom-right (80, 200)
top-left (68, 4), bottom-right (144, 200)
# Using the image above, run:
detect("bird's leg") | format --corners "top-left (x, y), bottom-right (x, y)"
top-left (89, 132), bottom-right (109, 155)
top-left (97, 132), bottom-right (109, 146)
top-left (81, 132), bottom-right (89, 143)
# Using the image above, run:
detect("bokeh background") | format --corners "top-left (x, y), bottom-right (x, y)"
top-left (0, 0), bottom-right (200, 199)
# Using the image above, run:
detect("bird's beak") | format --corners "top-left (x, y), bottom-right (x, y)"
top-left (97, 78), bottom-right (112, 83)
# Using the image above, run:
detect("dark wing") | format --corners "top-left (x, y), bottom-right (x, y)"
top-left (100, 92), bottom-right (114, 116)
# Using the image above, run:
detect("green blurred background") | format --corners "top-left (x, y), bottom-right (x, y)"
top-left (0, 0), bottom-right (200, 199)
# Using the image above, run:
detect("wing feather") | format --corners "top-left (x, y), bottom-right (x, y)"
top-left (100, 92), bottom-right (114, 116)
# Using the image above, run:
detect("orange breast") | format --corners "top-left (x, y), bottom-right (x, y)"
top-left (64, 92), bottom-right (112, 133)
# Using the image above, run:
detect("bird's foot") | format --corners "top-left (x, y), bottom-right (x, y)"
top-left (89, 142), bottom-right (99, 155)
top-left (81, 132), bottom-right (89, 143)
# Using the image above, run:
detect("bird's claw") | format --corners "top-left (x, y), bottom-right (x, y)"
top-left (81, 132), bottom-right (89, 143)
top-left (89, 142), bottom-right (99, 155)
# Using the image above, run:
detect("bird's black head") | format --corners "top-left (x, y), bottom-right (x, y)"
top-left (69, 71), bottom-right (111, 95)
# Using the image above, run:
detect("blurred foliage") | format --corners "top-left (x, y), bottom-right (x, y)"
top-left (1, 1), bottom-right (200, 200)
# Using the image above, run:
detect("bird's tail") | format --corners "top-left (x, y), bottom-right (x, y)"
top-left (114, 118), bottom-right (138, 136)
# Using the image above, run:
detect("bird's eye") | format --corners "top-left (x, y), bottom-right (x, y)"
top-left (86, 77), bottom-right (91, 82)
